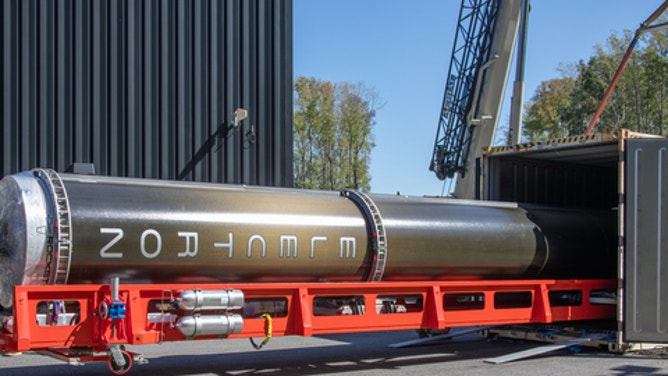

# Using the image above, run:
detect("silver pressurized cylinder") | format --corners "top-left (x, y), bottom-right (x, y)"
top-left (0, 169), bottom-right (616, 308)
top-left (175, 314), bottom-right (244, 337)
top-left (177, 289), bottom-right (245, 311)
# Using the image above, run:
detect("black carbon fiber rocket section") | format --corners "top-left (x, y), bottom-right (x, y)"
top-left (0, 169), bottom-right (616, 307)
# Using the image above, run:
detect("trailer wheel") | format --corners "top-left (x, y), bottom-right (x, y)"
top-left (107, 350), bottom-right (133, 375)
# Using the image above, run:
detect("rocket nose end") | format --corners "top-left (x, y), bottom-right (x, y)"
top-left (0, 172), bottom-right (50, 308)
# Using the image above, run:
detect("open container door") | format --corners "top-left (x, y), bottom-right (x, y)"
top-left (624, 138), bottom-right (668, 342)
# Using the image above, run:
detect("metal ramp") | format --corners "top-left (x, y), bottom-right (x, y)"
top-left (483, 333), bottom-right (609, 364)
top-left (388, 325), bottom-right (614, 364)
top-left (388, 326), bottom-right (494, 348)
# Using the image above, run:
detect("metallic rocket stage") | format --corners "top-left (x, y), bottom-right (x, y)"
top-left (0, 169), bottom-right (616, 308)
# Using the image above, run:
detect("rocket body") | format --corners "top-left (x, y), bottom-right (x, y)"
top-left (0, 169), bottom-right (615, 307)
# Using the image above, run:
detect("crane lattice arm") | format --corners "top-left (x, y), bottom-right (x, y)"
top-left (429, 0), bottom-right (499, 181)
top-left (430, 0), bottom-right (523, 198)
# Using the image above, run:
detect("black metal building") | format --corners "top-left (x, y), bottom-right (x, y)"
top-left (1, 0), bottom-right (293, 187)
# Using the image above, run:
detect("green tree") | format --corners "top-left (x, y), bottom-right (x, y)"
top-left (293, 76), bottom-right (380, 191)
top-left (524, 24), bottom-right (668, 140)
top-left (338, 82), bottom-right (378, 190)
top-left (293, 77), bottom-right (329, 189)
top-left (523, 77), bottom-right (575, 141)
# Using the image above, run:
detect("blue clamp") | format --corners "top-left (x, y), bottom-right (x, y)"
top-left (108, 300), bottom-right (126, 319)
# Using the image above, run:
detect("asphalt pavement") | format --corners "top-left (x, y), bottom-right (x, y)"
top-left (1, 329), bottom-right (668, 376)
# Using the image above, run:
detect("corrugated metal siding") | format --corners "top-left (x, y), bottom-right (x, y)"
top-left (624, 138), bottom-right (668, 342)
top-left (1, 0), bottom-right (293, 187)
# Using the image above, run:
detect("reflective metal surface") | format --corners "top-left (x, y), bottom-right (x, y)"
top-left (0, 169), bottom-right (616, 307)
top-left (178, 289), bottom-right (245, 311)
top-left (372, 195), bottom-right (542, 279)
top-left (60, 172), bottom-right (369, 285)
top-left (372, 195), bottom-right (616, 280)
top-left (0, 172), bottom-right (50, 307)
top-left (175, 314), bottom-right (244, 338)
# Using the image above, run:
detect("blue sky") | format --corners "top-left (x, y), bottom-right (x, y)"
top-left (293, 0), bottom-right (660, 196)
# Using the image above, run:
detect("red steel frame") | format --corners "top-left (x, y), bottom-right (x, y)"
top-left (1, 279), bottom-right (615, 355)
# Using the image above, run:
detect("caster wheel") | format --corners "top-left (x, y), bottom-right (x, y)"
top-left (108, 350), bottom-right (133, 375)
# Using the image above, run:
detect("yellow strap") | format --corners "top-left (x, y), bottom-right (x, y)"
top-left (249, 313), bottom-right (272, 350)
